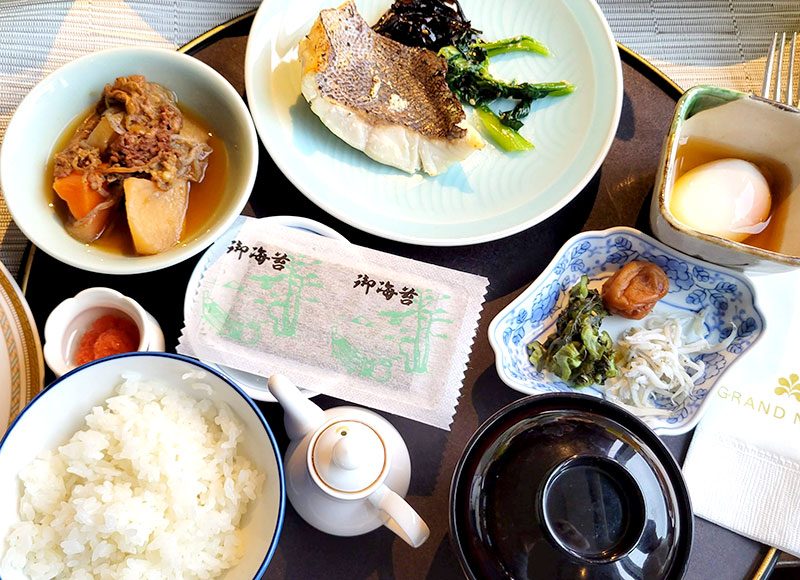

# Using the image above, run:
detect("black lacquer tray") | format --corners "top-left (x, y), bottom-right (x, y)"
top-left (20, 13), bottom-right (779, 580)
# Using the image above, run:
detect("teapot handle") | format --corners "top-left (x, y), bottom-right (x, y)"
top-left (368, 484), bottom-right (430, 548)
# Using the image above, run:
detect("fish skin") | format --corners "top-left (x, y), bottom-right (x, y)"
top-left (299, 0), bottom-right (483, 175)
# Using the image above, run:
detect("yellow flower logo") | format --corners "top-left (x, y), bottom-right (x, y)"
top-left (775, 374), bottom-right (800, 400)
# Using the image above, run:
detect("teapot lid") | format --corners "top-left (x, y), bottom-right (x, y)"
top-left (311, 420), bottom-right (388, 494)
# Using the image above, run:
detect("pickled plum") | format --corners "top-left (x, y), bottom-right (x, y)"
top-left (601, 262), bottom-right (669, 320)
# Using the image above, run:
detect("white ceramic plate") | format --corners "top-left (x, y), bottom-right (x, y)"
top-left (244, 0), bottom-right (622, 246)
top-left (183, 215), bottom-right (348, 402)
top-left (0, 261), bottom-right (44, 435)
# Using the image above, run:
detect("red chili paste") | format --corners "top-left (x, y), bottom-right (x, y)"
top-left (75, 314), bottom-right (140, 366)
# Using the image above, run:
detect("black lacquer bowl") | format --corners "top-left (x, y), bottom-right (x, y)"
top-left (449, 394), bottom-right (692, 580)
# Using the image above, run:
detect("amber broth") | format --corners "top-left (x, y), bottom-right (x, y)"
top-left (673, 137), bottom-right (797, 257)
top-left (48, 108), bottom-right (229, 256)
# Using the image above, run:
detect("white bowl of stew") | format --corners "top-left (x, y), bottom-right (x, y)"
top-left (1, 47), bottom-right (258, 275)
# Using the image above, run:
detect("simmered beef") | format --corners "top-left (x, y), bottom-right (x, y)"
top-left (51, 74), bottom-right (213, 249)
top-left (54, 142), bottom-right (102, 180)
top-left (108, 129), bottom-right (173, 169)
top-left (106, 80), bottom-right (184, 171)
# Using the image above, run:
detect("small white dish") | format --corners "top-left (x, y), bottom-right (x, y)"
top-left (488, 227), bottom-right (765, 435)
top-left (650, 85), bottom-right (800, 272)
top-left (244, 0), bottom-right (622, 245)
top-left (1, 46), bottom-right (258, 274)
top-left (43, 287), bottom-right (165, 377)
top-left (183, 215), bottom-right (348, 401)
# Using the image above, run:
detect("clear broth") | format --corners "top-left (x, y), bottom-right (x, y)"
top-left (672, 137), bottom-right (798, 257)
top-left (48, 107), bottom-right (229, 256)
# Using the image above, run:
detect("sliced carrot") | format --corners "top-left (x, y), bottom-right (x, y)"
top-left (53, 172), bottom-right (106, 220)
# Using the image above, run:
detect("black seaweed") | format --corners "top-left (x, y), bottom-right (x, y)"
top-left (372, 0), bottom-right (480, 51)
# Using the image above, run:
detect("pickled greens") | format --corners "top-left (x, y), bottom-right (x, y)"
top-left (527, 275), bottom-right (617, 387)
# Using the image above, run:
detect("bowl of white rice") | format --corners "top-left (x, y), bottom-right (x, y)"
top-left (0, 352), bottom-right (285, 580)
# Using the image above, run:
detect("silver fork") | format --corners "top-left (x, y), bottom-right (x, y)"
top-left (762, 32), bottom-right (798, 105)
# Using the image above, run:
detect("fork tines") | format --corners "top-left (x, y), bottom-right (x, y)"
top-left (763, 32), bottom-right (799, 106)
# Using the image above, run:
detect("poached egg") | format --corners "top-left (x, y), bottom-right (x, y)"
top-left (669, 158), bottom-right (772, 242)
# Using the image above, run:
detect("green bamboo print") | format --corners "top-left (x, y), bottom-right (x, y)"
top-left (202, 253), bottom-right (321, 343)
top-left (201, 291), bottom-right (261, 344)
top-left (250, 254), bottom-right (322, 337)
top-left (330, 326), bottom-right (393, 382)
top-left (380, 290), bottom-right (452, 374)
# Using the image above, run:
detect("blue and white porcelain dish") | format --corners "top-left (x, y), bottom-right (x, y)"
top-left (488, 227), bottom-right (765, 435)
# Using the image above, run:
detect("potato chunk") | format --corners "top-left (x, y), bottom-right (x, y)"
top-left (179, 116), bottom-right (210, 144)
top-left (86, 116), bottom-right (116, 151)
top-left (124, 177), bottom-right (188, 255)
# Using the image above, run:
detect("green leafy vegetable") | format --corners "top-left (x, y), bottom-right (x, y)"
top-left (527, 275), bottom-right (618, 387)
top-left (477, 35), bottom-right (551, 57)
top-left (498, 100), bottom-right (530, 132)
top-left (438, 45), bottom-right (573, 110)
top-left (474, 106), bottom-right (533, 151)
top-left (438, 33), bottom-right (574, 147)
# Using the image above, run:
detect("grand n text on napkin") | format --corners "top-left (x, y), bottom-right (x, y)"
top-left (683, 269), bottom-right (800, 557)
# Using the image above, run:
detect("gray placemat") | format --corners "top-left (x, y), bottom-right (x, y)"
top-left (1, 0), bottom-right (798, 278)
top-left (599, 0), bottom-right (800, 94)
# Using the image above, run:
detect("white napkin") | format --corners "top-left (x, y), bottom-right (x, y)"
top-left (178, 219), bottom-right (488, 430)
top-left (683, 268), bottom-right (800, 557)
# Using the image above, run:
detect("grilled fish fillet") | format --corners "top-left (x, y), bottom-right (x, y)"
top-left (299, 1), bottom-right (483, 176)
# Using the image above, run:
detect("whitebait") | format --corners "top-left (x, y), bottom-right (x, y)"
top-left (603, 310), bottom-right (735, 415)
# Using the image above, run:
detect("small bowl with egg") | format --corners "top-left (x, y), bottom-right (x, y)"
top-left (0, 352), bottom-right (285, 579)
top-left (650, 85), bottom-right (800, 272)
top-left (0, 47), bottom-right (258, 275)
top-left (487, 227), bottom-right (765, 435)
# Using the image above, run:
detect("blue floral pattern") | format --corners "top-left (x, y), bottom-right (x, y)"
top-left (489, 228), bottom-right (765, 434)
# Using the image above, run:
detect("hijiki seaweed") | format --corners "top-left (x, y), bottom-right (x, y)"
top-left (372, 0), bottom-right (479, 51)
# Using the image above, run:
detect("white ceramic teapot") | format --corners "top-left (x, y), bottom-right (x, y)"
top-left (268, 374), bottom-right (430, 547)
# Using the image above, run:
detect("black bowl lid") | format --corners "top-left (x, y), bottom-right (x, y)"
top-left (449, 393), bottom-right (693, 580)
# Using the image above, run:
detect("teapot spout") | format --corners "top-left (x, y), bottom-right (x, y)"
top-left (268, 374), bottom-right (326, 440)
